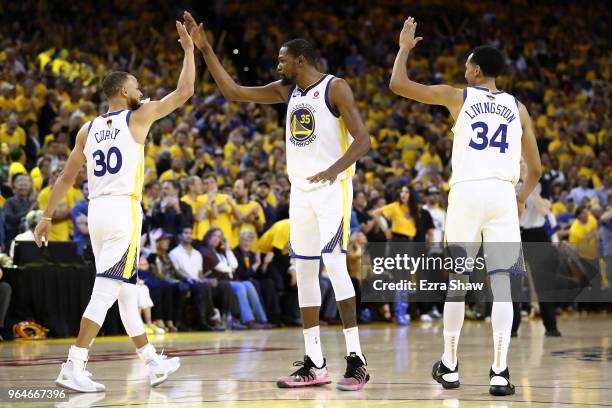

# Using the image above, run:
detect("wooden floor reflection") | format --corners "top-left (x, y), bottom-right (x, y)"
top-left (1, 315), bottom-right (611, 407)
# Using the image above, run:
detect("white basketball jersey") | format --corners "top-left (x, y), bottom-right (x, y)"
top-left (285, 74), bottom-right (354, 191)
top-left (84, 110), bottom-right (144, 201)
top-left (450, 87), bottom-right (522, 186)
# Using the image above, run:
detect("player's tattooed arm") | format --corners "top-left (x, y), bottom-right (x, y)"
top-left (307, 78), bottom-right (370, 184)
top-left (389, 17), bottom-right (463, 117)
top-left (184, 11), bottom-right (289, 104)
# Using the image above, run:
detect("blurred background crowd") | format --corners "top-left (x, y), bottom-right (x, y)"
top-left (0, 0), bottom-right (609, 339)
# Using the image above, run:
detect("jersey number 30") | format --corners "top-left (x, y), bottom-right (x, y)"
top-left (468, 122), bottom-right (509, 153)
top-left (93, 147), bottom-right (122, 177)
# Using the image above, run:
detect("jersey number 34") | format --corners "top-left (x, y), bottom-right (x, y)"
top-left (93, 147), bottom-right (123, 177)
top-left (468, 122), bottom-right (508, 153)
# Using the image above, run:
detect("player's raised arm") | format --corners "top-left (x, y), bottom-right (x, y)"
top-left (307, 78), bottom-right (370, 184)
top-left (184, 11), bottom-right (288, 104)
top-left (516, 103), bottom-right (542, 214)
top-left (34, 124), bottom-right (88, 247)
top-left (130, 21), bottom-right (195, 140)
top-left (389, 17), bottom-right (462, 115)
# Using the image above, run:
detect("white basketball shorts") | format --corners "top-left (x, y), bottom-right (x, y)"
top-left (88, 195), bottom-right (143, 282)
top-left (289, 179), bottom-right (352, 259)
top-left (445, 178), bottom-right (524, 274)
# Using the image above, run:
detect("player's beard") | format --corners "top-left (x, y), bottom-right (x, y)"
top-left (128, 96), bottom-right (142, 111)
top-left (280, 75), bottom-right (294, 86)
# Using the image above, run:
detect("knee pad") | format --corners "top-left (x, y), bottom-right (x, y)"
top-left (295, 258), bottom-right (321, 308)
top-left (117, 283), bottom-right (145, 337)
top-left (489, 272), bottom-right (512, 302)
top-left (446, 272), bottom-right (469, 302)
top-left (322, 252), bottom-right (355, 302)
top-left (83, 277), bottom-right (121, 327)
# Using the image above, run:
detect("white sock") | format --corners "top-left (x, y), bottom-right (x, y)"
top-left (491, 304), bottom-right (512, 374)
top-left (490, 273), bottom-right (513, 376)
top-left (68, 346), bottom-right (89, 372)
top-left (441, 301), bottom-right (464, 370)
top-left (137, 343), bottom-right (157, 364)
top-left (303, 326), bottom-right (324, 368)
top-left (343, 326), bottom-right (365, 365)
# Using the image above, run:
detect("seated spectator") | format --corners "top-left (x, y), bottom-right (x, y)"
top-left (201, 228), bottom-right (270, 329)
top-left (38, 165), bottom-right (74, 241)
top-left (152, 180), bottom-right (193, 237)
top-left (569, 206), bottom-right (600, 286)
top-left (71, 180), bottom-right (90, 256)
top-left (257, 218), bottom-right (300, 325)
top-left (142, 234), bottom-right (188, 332)
top-left (0, 267), bottom-right (11, 341)
top-left (234, 229), bottom-right (280, 325)
top-left (135, 277), bottom-right (164, 335)
top-left (169, 227), bottom-right (224, 331)
top-left (4, 173), bottom-right (35, 246)
top-left (9, 210), bottom-right (41, 259)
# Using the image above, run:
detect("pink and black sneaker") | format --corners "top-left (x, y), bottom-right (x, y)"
top-left (276, 355), bottom-right (332, 388)
top-left (336, 353), bottom-right (369, 391)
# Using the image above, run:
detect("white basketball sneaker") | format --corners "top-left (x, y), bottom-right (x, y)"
top-left (56, 361), bottom-right (106, 393)
top-left (147, 353), bottom-right (181, 387)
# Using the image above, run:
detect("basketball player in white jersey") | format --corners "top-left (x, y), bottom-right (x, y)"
top-left (33, 21), bottom-right (196, 392)
top-left (183, 11), bottom-right (370, 391)
top-left (389, 18), bottom-right (541, 396)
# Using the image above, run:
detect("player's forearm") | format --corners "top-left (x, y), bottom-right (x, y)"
top-left (389, 46), bottom-right (413, 94)
top-left (176, 51), bottom-right (196, 99)
top-left (42, 175), bottom-right (75, 219)
top-left (200, 47), bottom-right (240, 101)
top-left (329, 135), bottom-right (370, 176)
top-left (517, 168), bottom-right (542, 204)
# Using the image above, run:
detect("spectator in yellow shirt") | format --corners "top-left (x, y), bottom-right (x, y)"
top-left (371, 185), bottom-right (417, 241)
top-left (231, 179), bottom-right (265, 248)
top-left (37, 167), bottom-right (75, 241)
top-left (159, 156), bottom-right (188, 181)
top-left (181, 175), bottom-right (216, 241)
top-left (200, 173), bottom-right (243, 245)
top-left (8, 147), bottom-right (27, 185)
top-left (569, 206), bottom-right (598, 260)
top-left (0, 113), bottom-right (26, 147)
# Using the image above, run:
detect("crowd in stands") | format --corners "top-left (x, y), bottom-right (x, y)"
top-left (0, 0), bottom-right (610, 339)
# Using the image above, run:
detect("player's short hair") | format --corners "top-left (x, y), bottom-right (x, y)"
top-left (282, 38), bottom-right (316, 64)
top-left (102, 71), bottom-right (130, 99)
top-left (470, 46), bottom-right (505, 77)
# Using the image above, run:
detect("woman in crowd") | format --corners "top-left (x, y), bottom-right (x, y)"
top-left (200, 228), bottom-right (271, 329)
top-left (233, 229), bottom-right (280, 326)
top-left (141, 234), bottom-right (189, 332)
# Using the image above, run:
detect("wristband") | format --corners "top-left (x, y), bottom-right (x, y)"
top-left (42, 216), bottom-right (52, 222)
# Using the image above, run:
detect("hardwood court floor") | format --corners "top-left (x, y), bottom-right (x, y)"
top-left (1, 315), bottom-right (611, 407)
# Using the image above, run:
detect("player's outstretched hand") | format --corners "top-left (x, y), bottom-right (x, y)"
top-left (34, 219), bottom-right (51, 248)
top-left (176, 20), bottom-right (194, 53)
top-left (399, 16), bottom-right (423, 49)
top-left (183, 11), bottom-right (210, 51)
top-left (307, 167), bottom-right (339, 184)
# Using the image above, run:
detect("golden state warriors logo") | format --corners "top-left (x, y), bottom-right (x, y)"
top-left (289, 104), bottom-right (317, 147)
